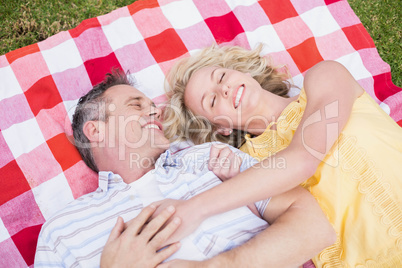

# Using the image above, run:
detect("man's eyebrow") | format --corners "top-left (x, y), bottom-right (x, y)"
top-left (124, 96), bottom-right (142, 105)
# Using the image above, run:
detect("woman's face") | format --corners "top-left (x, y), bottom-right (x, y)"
top-left (184, 66), bottom-right (264, 131)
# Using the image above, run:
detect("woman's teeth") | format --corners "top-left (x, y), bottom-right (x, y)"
top-left (235, 86), bottom-right (244, 108)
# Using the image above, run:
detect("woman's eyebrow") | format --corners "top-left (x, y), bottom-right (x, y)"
top-left (201, 94), bottom-right (206, 111)
top-left (210, 68), bottom-right (218, 81)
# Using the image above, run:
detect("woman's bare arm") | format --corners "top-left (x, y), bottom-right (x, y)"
top-left (159, 61), bottom-right (364, 244)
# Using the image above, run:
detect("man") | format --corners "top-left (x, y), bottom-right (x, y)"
top-left (34, 70), bottom-right (335, 267)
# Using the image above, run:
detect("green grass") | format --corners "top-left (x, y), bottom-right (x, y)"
top-left (0, 0), bottom-right (135, 53)
top-left (0, 0), bottom-right (400, 87)
top-left (349, 0), bottom-right (401, 87)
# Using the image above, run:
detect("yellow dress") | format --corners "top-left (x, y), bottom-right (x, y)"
top-left (240, 89), bottom-right (402, 268)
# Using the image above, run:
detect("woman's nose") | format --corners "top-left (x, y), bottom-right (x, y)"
top-left (220, 84), bottom-right (229, 97)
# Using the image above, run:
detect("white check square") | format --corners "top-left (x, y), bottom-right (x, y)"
top-left (102, 16), bottom-right (143, 51)
top-left (300, 6), bottom-right (340, 37)
top-left (247, 25), bottom-right (286, 54)
top-left (161, 0), bottom-right (203, 29)
top-left (0, 66), bottom-right (23, 100)
top-left (32, 173), bottom-right (74, 220)
top-left (131, 65), bottom-right (165, 100)
top-left (336, 52), bottom-right (372, 81)
top-left (0, 218), bottom-right (10, 243)
top-left (2, 118), bottom-right (46, 159)
top-left (42, 39), bottom-right (83, 74)
top-left (226, 0), bottom-right (259, 9)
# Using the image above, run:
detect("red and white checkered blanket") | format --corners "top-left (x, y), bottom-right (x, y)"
top-left (0, 0), bottom-right (401, 267)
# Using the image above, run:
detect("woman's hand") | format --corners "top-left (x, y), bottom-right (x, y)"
top-left (150, 199), bottom-right (207, 247)
top-left (100, 205), bottom-right (181, 268)
top-left (209, 144), bottom-right (260, 217)
top-left (208, 143), bottom-right (242, 181)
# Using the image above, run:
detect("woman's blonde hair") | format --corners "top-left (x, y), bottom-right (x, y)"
top-left (163, 44), bottom-right (293, 148)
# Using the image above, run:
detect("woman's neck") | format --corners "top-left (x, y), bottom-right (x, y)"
top-left (246, 92), bottom-right (298, 136)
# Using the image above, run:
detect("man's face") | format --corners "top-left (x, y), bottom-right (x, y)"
top-left (101, 84), bottom-right (169, 162)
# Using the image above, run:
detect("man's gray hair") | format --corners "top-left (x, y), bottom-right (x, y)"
top-left (71, 69), bottom-right (132, 172)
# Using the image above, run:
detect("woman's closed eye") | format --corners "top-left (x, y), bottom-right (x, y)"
top-left (211, 95), bottom-right (216, 108)
top-left (219, 72), bottom-right (225, 83)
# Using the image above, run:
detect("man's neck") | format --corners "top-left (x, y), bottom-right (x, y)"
top-left (116, 164), bottom-right (156, 184)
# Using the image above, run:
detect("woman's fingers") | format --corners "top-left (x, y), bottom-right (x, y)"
top-left (209, 146), bottom-right (231, 170)
top-left (140, 206), bottom-right (176, 242)
top-left (123, 205), bottom-right (157, 236)
top-left (151, 217), bottom-right (181, 250)
top-left (209, 144), bottom-right (243, 180)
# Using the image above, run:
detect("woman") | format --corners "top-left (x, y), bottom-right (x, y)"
top-left (162, 45), bottom-right (402, 267)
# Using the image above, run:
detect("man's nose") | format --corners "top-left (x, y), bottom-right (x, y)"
top-left (148, 105), bottom-right (162, 119)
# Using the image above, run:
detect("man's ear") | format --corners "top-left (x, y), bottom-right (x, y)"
top-left (216, 127), bottom-right (233, 136)
top-left (83, 121), bottom-right (105, 142)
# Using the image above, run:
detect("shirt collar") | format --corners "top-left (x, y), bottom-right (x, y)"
top-left (98, 171), bottom-right (124, 191)
top-left (98, 149), bottom-right (179, 191)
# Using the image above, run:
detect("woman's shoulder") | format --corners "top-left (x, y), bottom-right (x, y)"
top-left (303, 60), bottom-right (364, 105)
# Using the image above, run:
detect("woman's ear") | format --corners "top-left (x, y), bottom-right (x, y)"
top-left (83, 121), bottom-right (105, 142)
top-left (216, 127), bottom-right (233, 136)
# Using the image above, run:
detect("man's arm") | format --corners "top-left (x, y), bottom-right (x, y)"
top-left (160, 186), bottom-right (336, 268)
top-left (205, 186), bottom-right (336, 267)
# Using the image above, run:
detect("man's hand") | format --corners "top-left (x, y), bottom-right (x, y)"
top-left (100, 205), bottom-right (181, 268)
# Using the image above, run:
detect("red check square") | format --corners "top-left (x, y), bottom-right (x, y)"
top-left (374, 73), bottom-right (402, 102)
top-left (0, 160), bottom-right (30, 206)
top-left (84, 52), bottom-right (122, 86)
top-left (5, 44), bottom-right (40, 65)
top-left (205, 12), bottom-right (244, 43)
top-left (325, 0), bottom-right (342, 5)
top-left (145, 29), bottom-right (188, 63)
top-left (69, 17), bottom-right (101, 38)
top-left (12, 224), bottom-right (42, 266)
top-left (128, 0), bottom-right (159, 15)
top-left (47, 133), bottom-right (82, 172)
top-left (287, 38), bottom-right (324, 73)
top-left (342, 24), bottom-right (375, 51)
top-left (24, 76), bottom-right (63, 117)
top-left (259, 0), bottom-right (298, 24)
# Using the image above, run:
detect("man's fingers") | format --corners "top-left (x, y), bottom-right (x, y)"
top-left (124, 205), bottom-right (157, 236)
top-left (106, 216), bottom-right (124, 243)
top-left (155, 245), bottom-right (182, 268)
top-left (155, 242), bottom-right (181, 265)
top-left (140, 206), bottom-right (176, 241)
top-left (151, 217), bottom-right (181, 250)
